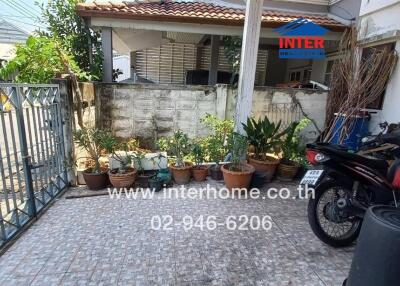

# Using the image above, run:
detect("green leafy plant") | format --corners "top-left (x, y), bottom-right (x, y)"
top-left (242, 116), bottom-right (286, 161)
top-left (149, 152), bottom-right (167, 170)
top-left (157, 130), bottom-right (191, 167)
top-left (203, 136), bottom-right (225, 166)
top-left (103, 140), bottom-right (135, 174)
top-left (73, 128), bottom-right (113, 173)
top-left (0, 36), bottom-right (65, 83)
top-left (201, 114), bottom-right (234, 165)
top-left (229, 133), bottom-right (248, 171)
top-left (133, 150), bottom-right (146, 174)
top-left (281, 118), bottom-right (311, 165)
top-left (191, 141), bottom-right (205, 166)
top-left (223, 36), bottom-right (242, 85)
top-left (38, 0), bottom-right (103, 80)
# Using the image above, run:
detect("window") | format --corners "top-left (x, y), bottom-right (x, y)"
top-left (303, 69), bottom-right (312, 82)
top-left (324, 60), bottom-right (334, 86)
top-left (362, 42), bottom-right (395, 110)
top-left (289, 71), bottom-right (301, 82)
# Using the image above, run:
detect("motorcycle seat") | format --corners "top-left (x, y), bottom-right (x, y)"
top-left (381, 130), bottom-right (400, 146)
top-left (323, 146), bottom-right (389, 170)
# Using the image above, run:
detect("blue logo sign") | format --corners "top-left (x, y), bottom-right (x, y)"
top-left (274, 17), bottom-right (329, 59)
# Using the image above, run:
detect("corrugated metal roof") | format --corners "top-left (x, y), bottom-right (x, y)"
top-left (0, 20), bottom-right (29, 45)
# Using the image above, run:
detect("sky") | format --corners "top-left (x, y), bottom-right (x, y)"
top-left (0, 0), bottom-right (47, 33)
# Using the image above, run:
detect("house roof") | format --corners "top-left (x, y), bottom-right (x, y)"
top-left (77, 1), bottom-right (346, 31)
top-left (0, 19), bottom-right (29, 44)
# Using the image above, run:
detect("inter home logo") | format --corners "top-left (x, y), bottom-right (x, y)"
top-left (274, 17), bottom-right (329, 59)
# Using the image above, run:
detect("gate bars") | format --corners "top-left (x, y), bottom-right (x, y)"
top-left (0, 84), bottom-right (68, 246)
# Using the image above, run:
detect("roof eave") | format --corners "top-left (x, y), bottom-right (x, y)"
top-left (77, 10), bottom-right (347, 32)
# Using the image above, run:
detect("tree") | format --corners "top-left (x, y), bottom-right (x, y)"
top-left (37, 0), bottom-right (102, 81)
top-left (0, 36), bottom-right (63, 84)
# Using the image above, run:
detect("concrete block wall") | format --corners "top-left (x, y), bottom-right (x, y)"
top-left (95, 83), bottom-right (327, 147)
top-left (95, 83), bottom-right (218, 147)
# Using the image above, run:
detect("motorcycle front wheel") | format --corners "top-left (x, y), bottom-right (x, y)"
top-left (307, 180), bottom-right (362, 247)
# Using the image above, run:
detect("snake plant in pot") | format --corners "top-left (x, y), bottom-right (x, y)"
top-left (73, 128), bottom-right (113, 190)
top-left (277, 118), bottom-right (310, 181)
top-left (221, 133), bottom-right (255, 191)
top-left (191, 141), bottom-right (209, 182)
top-left (157, 130), bottom-right (193, 185)
top-left (104, 140), bottom-right (137, 188)
top-left (242, 116), bottom-right (286, 182)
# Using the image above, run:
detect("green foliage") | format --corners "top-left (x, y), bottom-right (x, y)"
top-left (242, 116), bottom-right (286, 160)
top-left (157, 130), bottom-right (191, 167)
top-left (230, 133), bottom-right (248, 171)
top-left (73, 128), bottom-right (113, 173)
top-left (38, 0), bottom-right (103, 80)
top-left (200, 114), bottom-right (234, 165)
top-left (103, 140), bottom-right (135, 174)
top-left (202, 136), bottom-right (225, 165)
top-left (191, 140), bottom-right (205, 166)
top-left (223, 36), bottom-right (242, 84)
top-left (0, 36), bottom-right (64, 83)
top-left (133, 150), bottom-right (146, 174)
top-left (281, 118), bottom-right (311, 165)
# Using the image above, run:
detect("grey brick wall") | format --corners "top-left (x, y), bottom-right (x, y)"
top-left (95, 83), bottom-right (327, 148)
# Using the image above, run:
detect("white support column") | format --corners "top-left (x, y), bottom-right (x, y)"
top-left (234, 0), bottom-right (263, 134)
top-left (102, 27), bottom-right (113, 82)
top-left (208, 35), bottom-right (220, 85)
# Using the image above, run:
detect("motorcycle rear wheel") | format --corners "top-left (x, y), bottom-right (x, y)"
top-left (308, 180), bottom-right (362, 247)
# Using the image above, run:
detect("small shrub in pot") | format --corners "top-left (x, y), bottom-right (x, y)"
top-left (191, 141), bottom-right (208, 182)
top-left (73, 128), bottom-right (113, 190)
top-left (157, 130), bottom-right (192, 185)
top-left (277, 119), bottom-right (310, 181)
top-left (221, 133), bottom-right (255, 191)
top-left (133, 150), bottom-right (156, 188)
top-left (201, 114), bottom-right (234, 180)
top-left (104, 140), bottom-right (137, 189)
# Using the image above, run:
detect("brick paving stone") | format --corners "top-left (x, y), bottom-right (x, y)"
top-left (0, 182), bottom-right (353, 285)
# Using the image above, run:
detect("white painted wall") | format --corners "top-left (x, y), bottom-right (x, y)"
top-left (113, 55), bottom-right (131, 82)
top-left (358, 0), bottom-right (400, 132)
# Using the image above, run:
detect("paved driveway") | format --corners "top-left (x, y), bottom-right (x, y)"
top-left (0, 181), bottom-right (353, 285)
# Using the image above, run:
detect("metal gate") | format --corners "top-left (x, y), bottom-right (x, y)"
top-left (0, 84), bottom-right (68, 246)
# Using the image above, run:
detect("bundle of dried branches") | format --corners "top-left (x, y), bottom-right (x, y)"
top-left (322, 27), bottom-right (398, 143)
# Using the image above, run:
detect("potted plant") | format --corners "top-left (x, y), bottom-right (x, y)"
top-left (73, 128), bottom-right (113, 190)
top-left (157, 130), bottom-right (192, 185)
top-left (133, 150), bottom-right (156, 188)
top-left (277, 118), bottom-right (310, 181)
top-left (243, 116), bottom-right (286, 183)
top-left (104, 140), bottom-right (137, 188)
top-left (201, 114), bottom-right (234, 181)
top-left (191, 141), bottom-right (209, 182)
top-left (148, 153), bottom-right (169, 192)
top-left (221, 133), bottom-right (255, 191)
top-left (203, 135), bottom-right (225, 180)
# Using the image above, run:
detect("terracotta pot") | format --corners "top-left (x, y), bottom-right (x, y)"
top-left (209, 164), bottom-right (224, 181)
top-left (221, 163), bottom-right (255, 191)
top-left (83, 170), bottom-right (108, 190)
top-left (169, 162), bottom-right (193, 185)
top-left (192, 165), bottom-right (209, 182)
top-left (108, 168), bottom-right (137, 188)
top-left (136, 171), bottom-right (156, 188)
top-left (277, 161), bottom-right (300, 181)
top-left (248, 156), bottom-right (280, 183)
